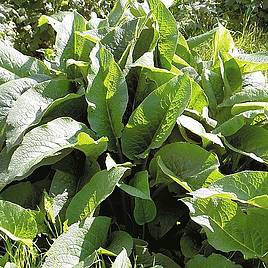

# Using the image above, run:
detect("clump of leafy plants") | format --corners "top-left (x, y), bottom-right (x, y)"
top-left (0, 0), bottom-right (268, 267)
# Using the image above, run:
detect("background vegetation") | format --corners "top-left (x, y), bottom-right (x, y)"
top-left (0, 0), bottom-right (267, 55)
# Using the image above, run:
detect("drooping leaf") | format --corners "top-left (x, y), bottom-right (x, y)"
top-left (66, 165), bottom-right (129, 224)
top-left (0, 200), bottom-right (38, 246)
top-left (184, 197), bottom-right (268, 261)
top-left (191, 171), bottom-right (268, 209)
top-left (219, 86), bottom-right (268, 108)
top-left (186, 254), bottom-right (242, 268)
top-left (42, 216), bottom-right (111, 268)
top-left (235, 52), bottom-right (268, 73)
top-left (0, 117), bottom-right (107, 190)
top-left (213, 110), bottom-right (267, 137)
top-left (0, 181), bottom-right (34, 208)
top-left (86, 47), bottom-right (128, 151)
top-left (0, 76), bottom-right (48, 129)
top-left (5, 79), bottom-right (71, 148)
top-left (177, 115), bottom-right (223, 147)
top-left (229, 125), bottom-right (268, 163)
top-left (0, 42), bottom-right (49, 84)
top-left (187, 28), bottom-right (218, 49)
top-left (122, 75), bottom-right (191, 160)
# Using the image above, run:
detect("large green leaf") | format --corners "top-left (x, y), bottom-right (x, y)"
top-left (132, 171), bottom-right (156, 225)
top-left (187, 28), bottom-right (218, 49)
top-left (5, 79), bottom-right (71, 148)
top-left (0, 117), bottom-right (107, 190)
top-left (66, 165), bottom-right (129, 224)
top-left (184, 197), bottom-right (268, 261)
top-left (186, 254), bottom-right (242, 268)
top-left (213, 110), bottom-right (267, 137)
top-left (86, 47), bottom-right (128, 151)
top-left (148, 0), bottom-right (178, 69)
top-left (201, 68), bottom-right (224, 112)
top-left (0, 200), bottom-right (38, 246)
top-left (0, 76), bottom-right (48, 126)
top-left (149, 142), bottom-right (220, 190)
top-left (0, 42), bottom-right (49, 84)
top-left (0, 181), bottom-right (34, 208)
top-left (42, 216), bottom-right (111, 268)
top-left (122, 75), bottom-right (191, 160)
top-left (108, 0), bottom-right (130, 27)
top-left (191, 171), bottom-right (268, 209)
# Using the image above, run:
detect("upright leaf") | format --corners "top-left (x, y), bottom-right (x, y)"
top-left (132, 171), bottom-right (156, 225)
top-left (86, 47), bottom-right (128, 151)
top-left (53, 11), bottom-right (91, 75)
top-left (213, 24), bottom-right (235, 64)
top-left (148, 0), bottom-right (178, 69)
top-left (66, 166), bottom-right (129, 224)
top-left (122, 75), bottom-right (191, 160)
top-left (111, 249), bottom-right (132, 268)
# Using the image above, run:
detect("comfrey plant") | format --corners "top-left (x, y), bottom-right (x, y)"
top-left (0, 0), bottom-right (268, 267)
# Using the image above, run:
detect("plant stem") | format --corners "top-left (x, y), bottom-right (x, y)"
top-left (116, 138), bottom-right (123, 163)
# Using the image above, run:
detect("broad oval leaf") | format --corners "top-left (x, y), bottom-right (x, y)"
top-left (122, 75), bottom-right (191, 160)
top-left (107, 231), bottom-right (133, 256)
top-left (149, 142), bottom-right (220, 190)
top-left (42, 216), bottom-right (111, 268)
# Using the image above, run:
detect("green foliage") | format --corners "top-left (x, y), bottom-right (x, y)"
top-left (0, 0), bottom-right (267, 267)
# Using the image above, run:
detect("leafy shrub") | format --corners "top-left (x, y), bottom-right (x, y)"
top-left (0, 0), bottom-right (268, 267)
